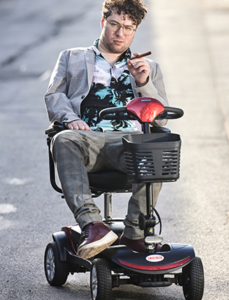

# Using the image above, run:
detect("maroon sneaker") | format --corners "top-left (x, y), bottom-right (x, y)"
top-left (120, 234), bottom-right (164, 252)
top-left (77, 222), bottom-right (118, 259)
top-left (120, 234), bottom-right (146, 252)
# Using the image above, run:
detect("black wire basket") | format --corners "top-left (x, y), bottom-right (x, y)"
top-left (122, 133), bottom-right (181, 183)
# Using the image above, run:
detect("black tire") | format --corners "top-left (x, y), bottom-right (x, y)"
top-left (44, 242), bottom-right (69, 286)
top-left (90, 258), bottom-right (112, 300)
top-left (182, 257), bottom-right (204, 300)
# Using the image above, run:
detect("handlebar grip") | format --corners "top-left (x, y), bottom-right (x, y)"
top-left (157, 106), bottom-right (184, 120)
top-left (99, 107), bottom-right (127, 120)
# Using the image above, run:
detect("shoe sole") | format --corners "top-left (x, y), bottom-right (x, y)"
top-left (77, 231), bottom-right (118, 260)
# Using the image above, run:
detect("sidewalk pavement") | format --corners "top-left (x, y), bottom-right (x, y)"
top-left (151, 0), bottom-right (229, 141)
top-left (151, 1), bottom-right (229, 299)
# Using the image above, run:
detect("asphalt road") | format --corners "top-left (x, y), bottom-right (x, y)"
top-left (0, 0), bottom-right (229, 299)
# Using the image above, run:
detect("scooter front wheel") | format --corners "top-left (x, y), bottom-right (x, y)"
top-left (182, 257), bottom-right (204, 300)
top-left (44, 242), bottom-right (69, 286)
top-left (90, 258), bottom-right (112, 300)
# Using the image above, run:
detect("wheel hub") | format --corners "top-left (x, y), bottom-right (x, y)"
top-left (91, 265), bottom-right (98, 300)
top-left (46, 248), bottom-right (55, 281)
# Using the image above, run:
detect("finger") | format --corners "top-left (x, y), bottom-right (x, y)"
top-left (78, 124), bottom-right (85, 130)
top-left (132, 52), bottom-right (140, 58)
top-left (134, 61), bottom-right (149, 70)
top-left (133, 59), bottom-right (148, 66)
top-left (128, 56), bottom-right (145, 64)
top-left (128, 63), bottom-right (145, 73)
top-left (131, 61), bottom-right (150, 74)
top-left (85, 124), bottom-right (91, 131)
top-left (128, 61), bottom-right (145, 72)
top-left (127, 59), bottom-right (132, 65)
top-left (131, 62), bottom-right (144, 69)
top-left (80, 121), bottom-right (91, 131)
top-left (78, 122), bottom-right (91, 131)
top-left (137, 66), bottom-right (148, 74)
top-left (127, 59), bottom-right (137, 70)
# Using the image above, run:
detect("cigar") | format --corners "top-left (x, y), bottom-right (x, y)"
top-left (129, 51), bottom-right (152, 60)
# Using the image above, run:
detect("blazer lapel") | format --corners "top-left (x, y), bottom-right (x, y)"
top-left (85, 48), bottom-right (95, 88)
top-left (130, 74), bottom-right (138, 98)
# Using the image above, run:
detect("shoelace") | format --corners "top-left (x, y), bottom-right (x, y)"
top-left (84, 224), bottom-right (91, 238)
top-left (79, 223), bottom-right (92, 244)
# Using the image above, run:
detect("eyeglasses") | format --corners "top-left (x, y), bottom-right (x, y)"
top-left (105, 19), bottom-right (136, 36)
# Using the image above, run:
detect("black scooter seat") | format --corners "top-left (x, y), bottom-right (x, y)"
top-left (88, 170), bottom-right (132, 192)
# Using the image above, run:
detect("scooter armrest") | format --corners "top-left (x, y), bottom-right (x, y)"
top-left (45, 121), bottom-right (67, 137)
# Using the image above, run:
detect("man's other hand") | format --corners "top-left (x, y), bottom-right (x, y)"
top-left (67, 120), bottom-right (91, 131)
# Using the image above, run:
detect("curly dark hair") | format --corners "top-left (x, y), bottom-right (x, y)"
top-left (102, 0), bottom-right (147, 27)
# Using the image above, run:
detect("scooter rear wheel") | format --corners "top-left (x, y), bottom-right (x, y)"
top-left (90, 258), bottom-right (112, 300)
top-left (182, 257), bottom-right (204, 300)
top-left (44, 242), bottom-right (69, 286)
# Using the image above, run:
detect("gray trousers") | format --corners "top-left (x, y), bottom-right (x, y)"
top-left (51, 130), bottom-right (162, 239)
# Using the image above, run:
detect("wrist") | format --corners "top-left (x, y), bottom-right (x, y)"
top-left (136, 76), bottom-right (149, 87)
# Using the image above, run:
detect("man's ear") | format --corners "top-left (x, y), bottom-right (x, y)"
top-left (101, 18), bottom-right (105, 29)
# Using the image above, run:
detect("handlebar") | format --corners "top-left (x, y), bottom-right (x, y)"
top-left (100, 107), bottom-right (130, 120)
top-left (99, 105), bottom-right (183, 122)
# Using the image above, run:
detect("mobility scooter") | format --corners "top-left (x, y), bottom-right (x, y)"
top-left (44, 97), bottom-right (204, 300)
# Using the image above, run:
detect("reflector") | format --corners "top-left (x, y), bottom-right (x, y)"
top-left (118, 256), bottom-right (190, 271)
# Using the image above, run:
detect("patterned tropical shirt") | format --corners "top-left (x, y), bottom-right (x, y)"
top-left (80, 40), bottom-right (138, 131)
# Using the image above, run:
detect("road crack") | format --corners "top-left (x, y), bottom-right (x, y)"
top-left (0, 13), bottom-right (83, 70)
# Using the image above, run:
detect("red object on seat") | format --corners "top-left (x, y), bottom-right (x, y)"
top-left (126, 97), bottom-right (165, 123)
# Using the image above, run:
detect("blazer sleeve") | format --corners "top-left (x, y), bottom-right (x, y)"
top-left (133, 60), bottom-right (169, 126)
top-left (44, 50), bottom-right (80, 124)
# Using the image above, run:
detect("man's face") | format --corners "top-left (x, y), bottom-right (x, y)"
top-left (100, 11), bottom-right (137, 54)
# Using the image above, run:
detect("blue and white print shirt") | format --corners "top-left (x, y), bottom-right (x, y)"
top-left (80, 40), bottom-right (138, 131)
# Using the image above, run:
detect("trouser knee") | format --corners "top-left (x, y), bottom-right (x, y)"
top-left (51, 130), bottom-right (87, 156)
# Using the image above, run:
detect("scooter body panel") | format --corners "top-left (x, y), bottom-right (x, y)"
top-left (103, 244), bottom-right (195, 275)
top-left (52, 231), bottom-right (91, 271)
top-left (52, 231), bottom-right (71, 261)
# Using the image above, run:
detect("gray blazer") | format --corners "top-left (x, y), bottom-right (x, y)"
top-left (44, 46), bottom-right (168, 126)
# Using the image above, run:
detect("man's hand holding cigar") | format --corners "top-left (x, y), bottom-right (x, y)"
top-left (127, 51), bottom-right (152, 87)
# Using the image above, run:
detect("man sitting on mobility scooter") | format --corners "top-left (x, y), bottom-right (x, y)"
top-left (44, 0), bottom-right (168, 260)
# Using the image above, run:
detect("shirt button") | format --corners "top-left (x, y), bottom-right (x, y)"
top-left (81, 95), bottom-right (85, 99)
top-left (138, 92), bottom-right (142, 97)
